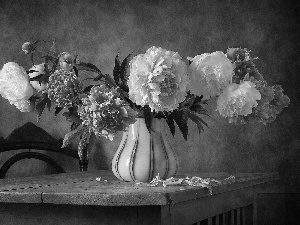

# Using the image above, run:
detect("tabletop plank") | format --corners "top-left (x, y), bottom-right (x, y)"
top-left (0, 170), bottom-right (279, 206)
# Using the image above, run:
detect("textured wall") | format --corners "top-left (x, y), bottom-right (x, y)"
top-left (0, 0), bottom-right (299, 177)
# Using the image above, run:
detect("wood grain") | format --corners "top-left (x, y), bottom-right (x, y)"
top-left (0, 170), bottom-right (279, 224)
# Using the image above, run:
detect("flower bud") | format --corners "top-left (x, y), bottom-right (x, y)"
top-left (22, 42), bottom-right (34, 54)
top-left (59, 52), bottom-right (76, 71)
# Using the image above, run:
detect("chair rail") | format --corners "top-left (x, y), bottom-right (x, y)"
top-left (0, 141), bottom-right (79, 159)
top-left (0, 152), bottom-right (66, 179)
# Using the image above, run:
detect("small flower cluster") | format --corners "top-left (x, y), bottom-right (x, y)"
top-left (215, 48), bottom-right (290, 124)
top-left (78, 85), bottom-right (136, 140)
top-left (47, 69), bottom-right (81, 108)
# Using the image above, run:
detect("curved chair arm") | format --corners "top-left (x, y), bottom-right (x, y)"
top-left (0, 152), bottom-right (66, 179)
top-left (0, 141), bottom-right (79, 159)
top-left (0, 122), bottom-right (89, 174)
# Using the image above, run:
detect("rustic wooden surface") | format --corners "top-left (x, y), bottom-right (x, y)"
top-left (0, 170), bottom-right (278, 206)
top-left (0, 171), bottom-right (279, 225)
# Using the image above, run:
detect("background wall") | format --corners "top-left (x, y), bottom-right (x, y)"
top-left (0, 0), bottom-right (299, 177)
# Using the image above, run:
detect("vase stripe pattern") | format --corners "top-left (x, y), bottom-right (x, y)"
top-left (160, 134), bottom-right (170, 178)
top-left (112, 118), bottom-right (178, 182)
top-left (128, 129), bottom-right (139, 181)
top-left (112, 132), bottom-right (129, 181)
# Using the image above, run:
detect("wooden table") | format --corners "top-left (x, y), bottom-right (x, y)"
top-left (0, 171), bottom-right (278, 225)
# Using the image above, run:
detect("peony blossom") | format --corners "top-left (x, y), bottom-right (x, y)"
top-left (0, 62), bottom-right (34, 111)
top-left (78, 85), bottom-right (136, 140)
top-left (128, 46), bottom-right (189, 112)
top-left (217, 81), bottom-right (261, 120)
top-left (28, 63), bottom-right (48, 91)
top-left (187, 51), bottom-right (235, 100)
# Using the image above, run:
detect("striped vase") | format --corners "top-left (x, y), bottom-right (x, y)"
top-left (112, 118), bottom-right (178, 182)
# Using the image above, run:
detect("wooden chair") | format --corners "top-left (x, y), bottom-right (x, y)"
top-left (0, 122), bottom-right (88, 179)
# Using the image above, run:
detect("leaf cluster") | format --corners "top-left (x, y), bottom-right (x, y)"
top-left (163, 92), bottom-right (209, 141)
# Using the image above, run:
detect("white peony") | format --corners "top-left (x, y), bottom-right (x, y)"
top-left (217, 81), bottom-right (261, 119)
top-left (128, 46), bottom-right (189, 112)
top-left (188, 51), bottom-right (235, 100)
top-left (0, 62), bottom-right (34, 112)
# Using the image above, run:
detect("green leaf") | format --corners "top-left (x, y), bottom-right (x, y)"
top-left (75, 62), bottom-right (102, 75)
top-left (113, 53), bottom-right (121, 86)
top-left (120, 53), bottom-right (132, 83)
top-left (165, 112), bottom-right (176, 136)
top-left (62, 126), bottom-right (86, 148)
top-left (83, 85), bottom-right (94, 93)
top-left (33, 39), bottom-right (46, 47)
top-left (46, 99), bottom-right (51, 111)
top-left (68, 105), bottom-right (77, 114)
top-left (187, 111), bottom-right (208, 135)
top-left (29, 93), bottom-right (43, 102)
top-left (55, 106), bottom-right (63, 116)
top-left (143, 106), bottom-right (152, 133)
top-left (42, 55), bottom-right (57, 63)
top-left (73, 66), bottom-right (79, 77)
top-left (94, 74), bottom-right (104, 81)
top-left (27, 69), bottom-right (38, 74)
top-left (62, 107), bottom-right (82, 130)
top-left (120, 54), bottom-right (132, 92)
top-left (192, 95), bottom-right (203, 105)
top-left (179, 92), bottom-right (195, 108)
top-left (104, 74), bottom-right (118, 88)
top-left (35, 94), bottom-right (49, 122)
top-left (195, 109), bottom-right (210, 117)
top-left (29, 73), bottom-right (49, 83)
top-left (190, 104), bottom-right (209, 116)
top-left (189, 95), bottom-right (210, 116)
top-left (196, 115), bottom-right (209, 128)
top-left (172, 110), bottom-right (188, 141)
top-left (71, 121), bottom-right (80, 131)
top-left (62, 112), bottom-right (82, 124)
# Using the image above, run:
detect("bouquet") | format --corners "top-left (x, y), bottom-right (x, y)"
top-left (0, 39), bottom-right (290, 158)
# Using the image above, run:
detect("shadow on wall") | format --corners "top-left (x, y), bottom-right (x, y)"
top-left (0, 0), bottom-right (299, 177)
